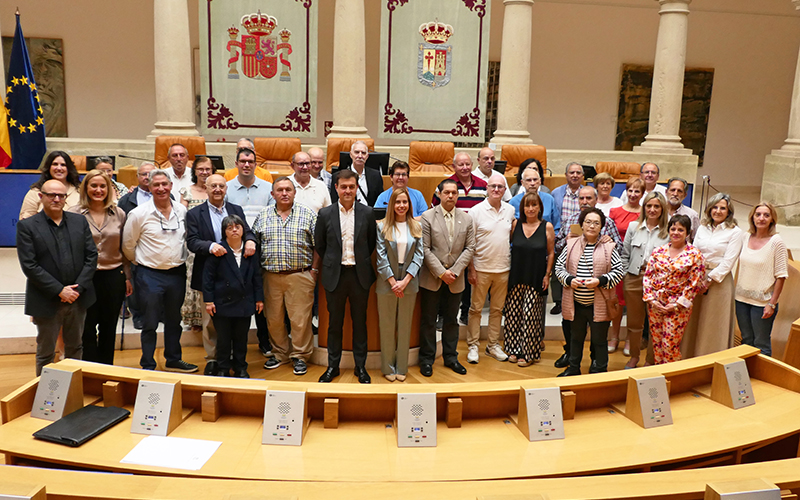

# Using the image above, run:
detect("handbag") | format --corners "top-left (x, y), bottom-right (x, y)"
top-left (600, 287), bottom-right (622, 317)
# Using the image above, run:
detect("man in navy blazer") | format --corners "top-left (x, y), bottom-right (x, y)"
top-left (17, 180), bottom-right (98, 375)
top-left (186, 174), bottom-right (256, 375)
top-left (315, 169), bottom-right (377, 383)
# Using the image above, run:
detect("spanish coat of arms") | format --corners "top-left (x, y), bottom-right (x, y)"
top-left (418, 21), bottom-right (453, 89)
top-left (226, 10), bottom-right (293, 81)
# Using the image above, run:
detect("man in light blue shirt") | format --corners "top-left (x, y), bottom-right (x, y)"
top-left (508, 167), bottom-right (559, 231)
top-left (225, 148), bottom-right (273, 227)
top-left (374, 161), bottom-right (428, 217)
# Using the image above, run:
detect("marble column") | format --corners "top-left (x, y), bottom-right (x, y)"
top-left (636, 0), bottom-right (692, 153)
top-left (149, 0), bottom-right (199, 138)
top-left (328, 0), bottom-right (369, 138)
top-left (777, 0), bottom-right (800, 155)
top-left (491, 0), bottom-right (534, 145)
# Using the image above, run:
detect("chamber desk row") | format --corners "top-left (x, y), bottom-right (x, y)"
top-left (2, 346), bottom-right (800, 483)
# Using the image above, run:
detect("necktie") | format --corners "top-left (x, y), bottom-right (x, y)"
top-left (445, 211), bottom-right (454, 243)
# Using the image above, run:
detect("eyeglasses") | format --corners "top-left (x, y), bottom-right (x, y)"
top-left (487, 184), bottom-right (505, 190)
top-left (41, 192), bottom-right (67, 200)
top-left (294, 161), bottom-right (311, 167)
top-left (159, 213), bottom-right (181, 232)
top-left (583, 220), bottom-right (601, 227)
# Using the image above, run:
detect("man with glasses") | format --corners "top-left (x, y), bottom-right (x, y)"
top-left (17, 179), bottom-right (98, 375)
top-left (466, 173), bottom-right (515, 364)
top-left (308, 146), bottom-right (332, 189)
top-left (509, 167), bottom-right (559, 227)
top-left (289, 151), bottom-right (330, 214)
top-left (620, 162), bottom-right (666, 205)
top-left (123, 170), bottom-right (197, 372)
top-left (186, 173), bottom-right (256, 375)
top-left (330, 140), bottom-right (382, 207)
top-left (223, 138), bottom-right (275, 183)
top-left (374, 161), bottom-right (428, 217)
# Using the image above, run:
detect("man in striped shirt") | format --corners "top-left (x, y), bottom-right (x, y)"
top-left (549, 162), bottom-right (585, 316)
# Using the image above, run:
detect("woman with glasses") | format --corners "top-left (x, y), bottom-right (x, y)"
top-left (555, 207), bottom-right (624, 376)
top-left (682, 193), bottom-right (743, 358)
top-left (20, 151), bottom-right (82, 219)
top-left (67, 170), bottom-right (131, 364)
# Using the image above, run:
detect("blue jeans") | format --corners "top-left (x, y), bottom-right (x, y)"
top-left (735, 300), bottom-right (777, 357)
top-left (135, 265), bottom-right (186, 369)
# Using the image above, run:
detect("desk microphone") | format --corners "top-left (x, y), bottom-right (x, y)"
top-left (119, 154), bottom-right (157, 163)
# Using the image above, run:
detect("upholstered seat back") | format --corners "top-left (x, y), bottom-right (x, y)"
top-left (500, 145), bottom-right (547, 176)
top-left (254, 137), bottom-right (302, 170)
top-left (408, 141), bottom-right (454, 173)
top-left (153, 136), bottom-right (207, 170)
top-left (325, 138), bottom-right (375, 169)
top-left (595, 161), bottom-right (640, 180)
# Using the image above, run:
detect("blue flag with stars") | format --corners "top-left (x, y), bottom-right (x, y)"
top-left (5, 13), bottom-right (46, 170)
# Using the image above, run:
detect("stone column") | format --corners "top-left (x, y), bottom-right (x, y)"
top-left (635, 0), bottom-right (692, 153)
top-left (149, 0), bottom-right (199, 138)
top-left (777, 0), bottom-right (800, 155)
top-left (491, 0), bottom-right (534, 145)
top-left (327, 0), bottom-right (369, 138)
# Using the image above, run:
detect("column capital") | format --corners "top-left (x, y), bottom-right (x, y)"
top-left (657, 0), bottom-right (691, 15)
top-left (794, 0), bottom-right (800, 11)
top-left (502, 0), bottom-right (534, 6)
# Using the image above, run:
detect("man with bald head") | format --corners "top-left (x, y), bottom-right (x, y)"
top-left (223, 138), bottom-right (275, 183)
top-left (289, 151), bottom-right (331, 214)
top-left (473, 147), bottom-right (511, 202)
top-left (330, 140), bottom-right (382, 207)
top-left (118, 162), bottom-right (156, 215)
top-left (17, 179), bottom-right (98, 375)
top-left (308, 146), bottom-right (332, 189)
top-left (432, 152), bottom-right (488, 213)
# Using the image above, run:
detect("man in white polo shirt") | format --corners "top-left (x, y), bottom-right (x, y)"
top-left (466, 172), bottom-right (515, 364)
top-left (289, 151), bottom-right (330, 214)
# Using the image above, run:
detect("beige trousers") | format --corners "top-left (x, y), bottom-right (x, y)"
top-left (263, 271), bottom-right (316, 362)
top-left (467, 271), bottom-right (509, 349)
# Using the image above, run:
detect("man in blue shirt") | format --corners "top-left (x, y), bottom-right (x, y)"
top-left (374, 161), bottom-right (428, 217)
top-left (508, 167), bottom-right (559, 231)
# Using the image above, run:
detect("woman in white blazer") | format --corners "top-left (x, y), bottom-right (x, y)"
top-left (376, 188), bottom-right (424, 382)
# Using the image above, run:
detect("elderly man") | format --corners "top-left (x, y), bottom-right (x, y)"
top-left (186, 173), bottom-right (256, 375)
top-left (226, 147), bottom-right (274, 357)
top-left (253, 177), bottom-right (320, 376)
top-left (666, 177), bottom-right (700, 240)
top-left (316, 169), bottom-right (377, 383)
top-left (330, 140), bottom-right (382, 207)
top-left (418, 179), bottom-right (475, 377)
top-left (620, 162), bottom-right (667, 205)
top-left (118, 162), bottom-right (156, 214)
top-left (164, 144), bottom-right (193, 197)
top-left (17, 179), bottom-right (97, 375)
top-left (509, 167), bottom-right (559, 229)
top-left (223, 138), bottom-right (275, 183)
top-left (472, 147), bottom-right (511, 202)
top-left (123, 170), bottom-right (197, 372)
top-left (549, 161), bottom-right (585, 315)
top-left (374, 161), bottom-right (428, 217)
top-left (289, 151), bottom-right (331, 214)
top-left (308, 146), bottom-right (332, 189)
top-left (466, 172), bottom-right (515, 364)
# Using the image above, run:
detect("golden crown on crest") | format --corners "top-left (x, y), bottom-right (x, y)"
top-left (418, 20), bottom-right (454, 45)
top-left (241, 10), bottom-right (278, 37)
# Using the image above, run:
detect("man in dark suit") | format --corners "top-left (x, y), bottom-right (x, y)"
top-left (315, 169), bottom-right (377, 383)
top-left (16, 180), bottom-right (98, 375)
top-left (186, 173), bottom-right (256, 375)
top-left (330, 140), bottom-right (382, 207)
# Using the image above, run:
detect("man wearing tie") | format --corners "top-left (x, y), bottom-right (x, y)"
top-left (315, 169), bottom-right (377, 383)
top-left (417, 179), bottom-right (475, 377)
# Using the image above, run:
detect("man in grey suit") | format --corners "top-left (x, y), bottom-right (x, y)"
top-left (418, 179), bottom-right (475, 377)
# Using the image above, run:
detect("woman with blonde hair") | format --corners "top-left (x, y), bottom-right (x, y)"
top-left (735, 202), bottom-right (788, 357)
top-left (67, 170), bottom-right (131, 364)
top-left (593, 172), bottom-right (622, 216)
top-left (376, 188), bottom-right (424, 382)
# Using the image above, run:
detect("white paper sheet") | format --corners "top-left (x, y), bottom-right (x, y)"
top-left (120, 435), bottom-right (222, 471)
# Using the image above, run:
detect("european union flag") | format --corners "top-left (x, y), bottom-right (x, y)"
top-left (5, 13), bottom-right (46, 170)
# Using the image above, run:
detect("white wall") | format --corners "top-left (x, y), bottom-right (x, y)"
top-left (1, 0), bottom-right (798, 187)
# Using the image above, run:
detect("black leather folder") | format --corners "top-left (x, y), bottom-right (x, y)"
top-left (33, 405), bottom-right (130, 447)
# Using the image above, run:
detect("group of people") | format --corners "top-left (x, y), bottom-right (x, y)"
top-left (16, 142), bottom-right (788, 383)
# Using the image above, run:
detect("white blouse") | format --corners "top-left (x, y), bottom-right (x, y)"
top-left (395, 221), bottom-right (408, 265)
top-left (693, 223), bottom-right (744, 282)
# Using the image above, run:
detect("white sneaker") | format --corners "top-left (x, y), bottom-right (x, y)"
top-left (467, 345), bottom-right (479, 364)
top-left (486, 344), bottom-right (509, 362)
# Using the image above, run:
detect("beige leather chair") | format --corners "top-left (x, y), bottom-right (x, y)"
top-left (254, 137), bottom-right (302, 170)
top-left (408, 141), bottom-right (454, 173)
top-left (153, 136), bottom-right (207, 170)
top-left (325, 137), bottom-right (375, 170)
top-left (500, 145), bottom-right (547, 176)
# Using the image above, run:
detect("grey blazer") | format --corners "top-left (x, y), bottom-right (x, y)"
top-left (621, 221), bottom-right (669, 275)
top-left (418, 205), bottom-right (476, 293)
top-left (375, 221), bottom-right (424, 295)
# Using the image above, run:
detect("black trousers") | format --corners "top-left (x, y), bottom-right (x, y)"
top-left (212, 315), bottom-right (251, 372)
top-left (82, 266), bottom-right (126, 365)
top-left (459, 276), bottom-right (471, 318)
top-left (419, 285), bottom-right (462, 366)
top-left (325, 267), bottom-right (369, 368)
top-left (569, 303), bottom-right (609, 373)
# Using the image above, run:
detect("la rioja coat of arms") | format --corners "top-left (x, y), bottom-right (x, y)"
top-left (417, 21), bottom-right (453, 89)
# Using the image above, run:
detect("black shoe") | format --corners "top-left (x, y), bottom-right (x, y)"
top-left (292, 358), bottom-right (307, 375)
top-left (260, 345), bottom-right (273, 357)
top-left (444, 360), bottom-right (467, 375)
top-left (459, 313), bottom-right (468, 326)
top-left (318, 366), bottom-right (339, 383)
top-left (264, 357), bottom-right (283, 370)
top-left (436, 316), bottom-right (444, 331)
top-left (203, 360), bottom-right (219, 376)
top-left (133, 319), bottom-right (144, 330)
top-left (216, 369), bottom-right (230, 377)
top-left (557, 367), bottom-right (581, 377)
top-left (420, 364), bottom-right (433, 377)
top-left (354, 366), bottom-right (371, 384)
top-left (164, 360), bottom-right (199, 373)
top-left (233, 369), bottom-right (250, 378)
top-left (550, 303), bottom-right (561, 315)
top-left (589, 360), bottom-right (607, 374)
top-left (554, 352), bottom-right (570, 368)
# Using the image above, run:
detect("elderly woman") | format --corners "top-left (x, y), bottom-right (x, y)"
top-left (620, 192), bottom-right (669, 368)
top-left (376, 188), bottom-right (424, 382)
top-left (67, 170), bottom-right (131, 364)
top-left (682, 193), bottom-right (744, 358)
top-left (91, 156), bottom-right (128, 202)
top-left (20, 151), bottom-right (82, 219)
top-left (643, 215), bottom-right (705, 364)
top-left (735, 202), bottom-right (788, 357)
top-left (593, 172), bottom-right (623, 216)
top-left (555, 207), bottom-right (624, 376)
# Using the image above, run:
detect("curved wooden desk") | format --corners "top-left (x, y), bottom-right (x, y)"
top-left (2, 346), bottom-right (800, 483)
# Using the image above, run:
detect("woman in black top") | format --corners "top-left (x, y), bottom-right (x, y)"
top-left (503, 191), bottom-right (555, 366)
